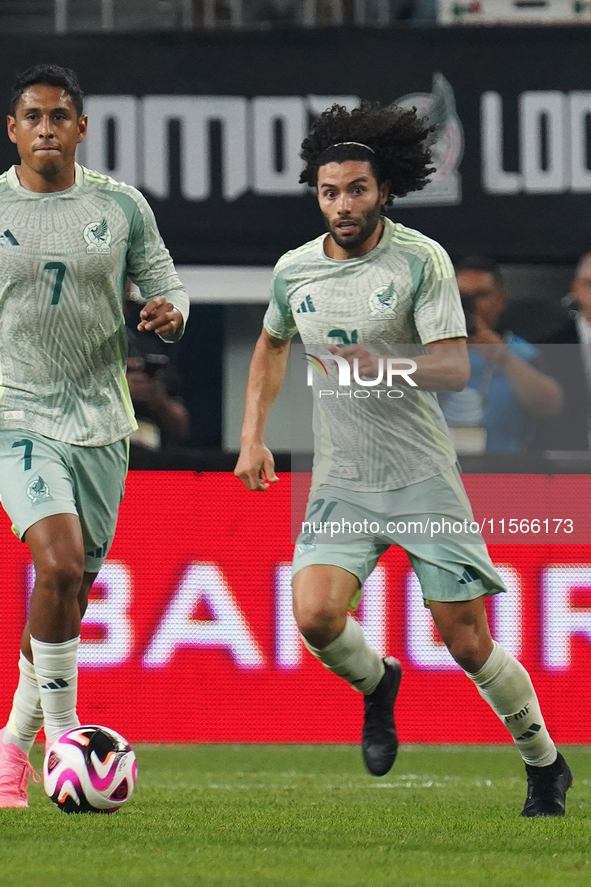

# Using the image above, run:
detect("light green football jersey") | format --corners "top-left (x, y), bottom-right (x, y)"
top-left (0, 164), bottom-right (189, 446)
top-left (264, 218), bottom-right (467, 492)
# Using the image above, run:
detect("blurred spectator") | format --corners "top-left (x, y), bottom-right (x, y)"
top-left (237, 0), bottom-right (436, 26)
top-left (241, 0), bottom-right (298, 24)
top-left (403, 0), bottom-right (437, 21)
top-left (124, 285), bottom-right (190, 450)
top-left (441, 257), bottom-right (563, 454)
top-left (538, 252), bottom-right (591, 450)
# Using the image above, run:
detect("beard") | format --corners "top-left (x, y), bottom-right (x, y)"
top-left (324, 199), bottom-right (383, 253)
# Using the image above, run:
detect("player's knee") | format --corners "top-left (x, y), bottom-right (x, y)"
top-left (35, 556), bottom-right (85, 599)
top-left (446, 635), bottom-right (486, 672)
top-left (294, 602), bottom-right (344, 648)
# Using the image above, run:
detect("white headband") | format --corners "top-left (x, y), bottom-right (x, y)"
top-left (329, 141), bottom-right (376, 154)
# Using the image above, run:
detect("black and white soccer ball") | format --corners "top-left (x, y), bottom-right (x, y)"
top-left (43, 725), bottom-right (137, 814)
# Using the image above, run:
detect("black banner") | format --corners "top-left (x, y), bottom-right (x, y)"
top-left (2, 27), bottom-right (591, 264)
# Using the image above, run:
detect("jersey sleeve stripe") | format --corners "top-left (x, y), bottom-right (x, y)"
top-left (263, 319), bottom-right (291, 339)
top-left (394, 229), bottom-right (454, 280)
top-left (394, 229), bottom-right (452, 280)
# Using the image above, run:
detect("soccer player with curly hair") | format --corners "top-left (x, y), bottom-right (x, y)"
top-left (235, 101), bottom-right (571, 816)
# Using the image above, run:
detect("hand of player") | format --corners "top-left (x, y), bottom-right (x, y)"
top-left (327, 343), bottom-right (380, 377)
top-left (137, 296), bottom-right (184, 339)
top-left (234, 443), bottom-right (279, 491)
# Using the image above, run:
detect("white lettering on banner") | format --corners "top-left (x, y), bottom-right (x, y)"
top-left (541, 565), bottom-right (591, 670)
top-left (252, 97), bottom-right (307, 195)
top-left (23, 560), bottom-right (588, 670)
top-left (75, 89), bottom-right (591, 202)
top-left (80, 97), bottom-right (138, 186)
top-left (142, 562), bottom-right (265, 668)
top-left (274, 563), bottom-right (388, 670)
top-left (142, 96), bottom-right (249, 201)
top-left (482, 90), bottom-right (591, 195)
top-left (78, 94), bottom-right (358, 200)
top-left (357, 566), bottom-right (388, 658)
top-left (406, 566), bottom-right (523, 669)
top-left (520, 92), bottom-right (567, 193)
top-left (481, 92), bottom-right (521, 194)
top-left (570, 92), bottom-right (591, 191)
top-left (25, 562), bottom-right (134, 668)
top-left (489, 565), bottom-right (522, 659)
top-left (78, 562), bottom-right (134, 668)
top-left (275, 563), bottom-right (300, 668)
top-left (406, 572), bottom-right (459, 670)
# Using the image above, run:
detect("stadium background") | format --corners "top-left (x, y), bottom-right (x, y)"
top-left (0, 8), bottom-right (590, 746)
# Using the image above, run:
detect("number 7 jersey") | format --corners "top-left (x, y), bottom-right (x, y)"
top-left (0, 164), bottom-right (189, 446)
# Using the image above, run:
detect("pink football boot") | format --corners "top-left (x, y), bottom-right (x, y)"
top-left (0, 727), bottom-right (39, 807)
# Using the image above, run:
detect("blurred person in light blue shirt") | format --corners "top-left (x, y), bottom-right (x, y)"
top-left (441, 257), bottom-right (563, 454)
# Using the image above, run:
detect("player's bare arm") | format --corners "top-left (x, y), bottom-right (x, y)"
top-left (234, 328), bottom-right (290, 491)
top-left (138, 295), bottom-right (184, 340)
top-left (328, 339), bottom-right (470, 391)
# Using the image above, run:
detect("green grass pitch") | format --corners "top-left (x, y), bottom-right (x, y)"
top-left (0, 745), bottom-right (590, 887)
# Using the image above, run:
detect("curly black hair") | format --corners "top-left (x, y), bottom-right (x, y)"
top-left (300, 101), bottom-right (434, 204)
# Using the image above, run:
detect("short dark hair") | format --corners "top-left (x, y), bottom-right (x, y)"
top-left (9, 64), bottom-right (84, 117)
top-left (299, 100), bottom-right (435, 207)
top-left (455, 256), bottom-right (504, 290)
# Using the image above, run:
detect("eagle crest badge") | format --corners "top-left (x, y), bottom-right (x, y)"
top-left (368, 282), bottom-right (398, 319)
top-left (84, 218), bottom-right (112, 254)
top-left (27, 475), bottom-right (53, 506)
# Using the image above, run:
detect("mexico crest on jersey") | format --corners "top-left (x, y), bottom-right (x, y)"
top-left (83, 218), bottom-right (112, 254)
top-left (368, 282), bottom-right (398, 319)
top-left (27, 475), bottom-right (53, 506)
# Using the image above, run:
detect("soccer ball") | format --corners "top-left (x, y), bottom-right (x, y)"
top-left (43, 725), bottom-right (137, 814)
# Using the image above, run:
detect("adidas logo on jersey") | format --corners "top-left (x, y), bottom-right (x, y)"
top-left (0, 229), bottom-right (19, 246)
top-left (296, 295), bottom-right (316, 314)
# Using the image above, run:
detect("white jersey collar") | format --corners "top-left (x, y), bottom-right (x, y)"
top-left (7, 162), bottom-right (83, 196)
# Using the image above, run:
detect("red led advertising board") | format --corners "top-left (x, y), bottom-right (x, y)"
top-left (0, 472), bottom-right (590, 745)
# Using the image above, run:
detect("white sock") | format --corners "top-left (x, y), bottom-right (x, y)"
top-left (30, 636), bottom-right (80, 747)
top-left (302, 616), bottom-right (385, 694)
top-left (465, 641), bottom-right (556, 767)
top-left (4, 653), bottom-right (44, 755)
